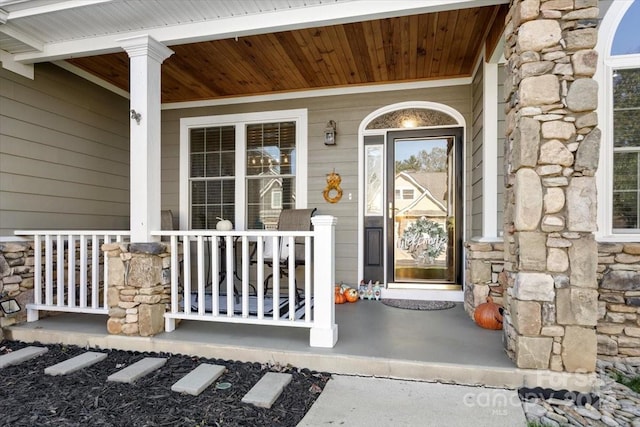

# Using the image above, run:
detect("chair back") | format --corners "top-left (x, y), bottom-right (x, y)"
top-left (263, 208), bottom-right (316, 262)
top-left (161, 210), bottom-right (175, 241)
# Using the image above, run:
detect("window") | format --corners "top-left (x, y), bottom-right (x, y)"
top-left (395, 189), bottom-right (415, 199)
top-left (612, 68), bottom-right (640, 229)
top-left (189, 126), bottom-right (235, 229)
top-left (246, 122), bottom-right (296, 229)
top-left (598, 0), bottom-right (640, 237)
top-left (180, 110), bottom-right (307, 231)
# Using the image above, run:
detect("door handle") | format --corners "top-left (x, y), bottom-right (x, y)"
top-left (389, 203), bottom-right (399, 218)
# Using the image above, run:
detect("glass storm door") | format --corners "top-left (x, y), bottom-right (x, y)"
top-left (387, 128), bottom-right (462, 287)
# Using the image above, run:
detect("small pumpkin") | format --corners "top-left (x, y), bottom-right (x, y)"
top-left (215, 217), bottom-right (233, 231)
top-left (474, 296), bottom-right (504, 330)
top-left (335, 291), bottom-right (346, 304)
top-left (344, 288), bottom-right (359, 303)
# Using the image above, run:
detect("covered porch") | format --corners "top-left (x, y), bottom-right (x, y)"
top-left (0, 0), bottom-right (609, 383)
top-left (5, 300), bottom-right (591, 390)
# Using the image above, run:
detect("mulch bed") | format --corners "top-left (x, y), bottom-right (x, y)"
top-left (0, 340), bottom-right (330, 427)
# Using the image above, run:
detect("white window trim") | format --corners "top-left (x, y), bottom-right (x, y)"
top-left (179, 109), bottom-right (308, 231)
top-left (596, 0), bottom-right (640, 241)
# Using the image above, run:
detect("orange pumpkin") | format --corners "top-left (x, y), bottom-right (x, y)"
top-left (345, 288), bottom-right (359, 303)
top-left (335, 291), bottom-right (346, 304)
top-left (474, 296), bottom-right (503, 330)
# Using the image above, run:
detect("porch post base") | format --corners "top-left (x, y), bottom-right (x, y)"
top-left (27, 308), bottom-right (39, 322)
top-left (310, 324), bottom-right (338, 348)
top-left (165, 317), bottom-right (176, 332)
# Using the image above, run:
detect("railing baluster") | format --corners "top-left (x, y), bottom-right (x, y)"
top-left (225, 235), bottom-right (234, 317)
top-left (79, 235), bottom-right (88, 308)
top-left (305, 236), bottom-right (312, 322)
top-left (272, 236), bottom-right (279, 319)
top-left (288, 236), bottom-right (295, 321)
top-left (103, 234), bottom-right (111, 308)
top-left (197, 235), bottom-right (205, 316)
top-left (56, 234), bottom-right (65, 307)
top-left (68, 234), bottom-right (75, 308)
top-left (256, 236), bottom-right (264, 319)
top-left (28, 235), bottom-right (42, 322)
top-left (45, 235), bottom-right (53, 306)
top-left (33, 235), bottom-right (42, 305)
top-left (183, 236), bottom-right (191, 315)
top-left (211, 236), bottom-right (219, 316)
top-left (91, 235), bottom-right (99, 309)
top-left (170, 235), bottom-right (179, 315)
top-left (241, 236), bottom-right (249, 318)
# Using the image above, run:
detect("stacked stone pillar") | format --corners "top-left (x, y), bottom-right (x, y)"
top-left (103, 242), bottom-right (171, 337)
top-left (502, 0), bottom-right (600, 372)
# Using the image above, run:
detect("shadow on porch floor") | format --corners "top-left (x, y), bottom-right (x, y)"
top-left (5, 302), bottom-right (562, 389)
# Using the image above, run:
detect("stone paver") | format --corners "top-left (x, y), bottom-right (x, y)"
top-left (241, 372), bottom-right (292, 408)
top-left (0, 346), bottom-right (48, 368)
top-left (171, 363), bottom-right (226, 396)
top-left (106, 357), bottom-right (166, 383)
top-left (45, 351), bottom-right (107, 376)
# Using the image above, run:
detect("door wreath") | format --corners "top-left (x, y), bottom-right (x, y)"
top-left (323, 170), bottom-right (343, 203)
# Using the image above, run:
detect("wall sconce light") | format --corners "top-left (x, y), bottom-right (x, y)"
top-left (0, 298), bottom-right (21, 315)
top-left (130, 109), bottom-right (142, 125)
top-left (324, 120), bottom-right (337, 146)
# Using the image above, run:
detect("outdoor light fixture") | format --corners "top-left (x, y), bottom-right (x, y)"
top-left (324, 120), bottom-right (337, 146)
top-left (0, 298), bottom-right (20, 315)
top-left (130, 109), bottom-right (142, 125)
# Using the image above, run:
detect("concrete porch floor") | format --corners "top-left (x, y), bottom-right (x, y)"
top-left (4, 301), bottom-right (595, 390)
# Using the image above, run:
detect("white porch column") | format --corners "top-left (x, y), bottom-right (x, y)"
top-left (310, 215), bottom-right (338, 348)
top-left (482, 60), bottom-right (499, 240)
top-left (119, 35), bottom-right (173, 243)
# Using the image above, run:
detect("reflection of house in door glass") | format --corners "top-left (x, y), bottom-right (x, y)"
top-left (394, 138), bottom-right (452, 281)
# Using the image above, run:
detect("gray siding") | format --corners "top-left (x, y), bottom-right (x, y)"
top-left (161, 84), bottom-right (472, 284)
top-left (470, 64), bottom-right (484, 238)
top-left (0, 63), bottom-right (130, 236)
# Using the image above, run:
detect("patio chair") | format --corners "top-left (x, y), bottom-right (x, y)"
top-left (253, 208), bottom-right (317, 298)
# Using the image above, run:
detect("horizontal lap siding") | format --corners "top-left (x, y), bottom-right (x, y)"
top-left (0, 64), bottom-right (130, 236)
top-left (162, 84), bottom-right (471, 284)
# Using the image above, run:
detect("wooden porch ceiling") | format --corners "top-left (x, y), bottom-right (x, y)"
top-left (66, 5), bottom-right (507, 104)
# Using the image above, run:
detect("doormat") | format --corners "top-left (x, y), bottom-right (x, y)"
top-left (381, 299), bottom-right (456, 311)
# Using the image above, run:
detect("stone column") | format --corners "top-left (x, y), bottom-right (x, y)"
top-left (502, 0), bottom-right (599, 372)
top-left (104, 242), bottom-right (171, 337)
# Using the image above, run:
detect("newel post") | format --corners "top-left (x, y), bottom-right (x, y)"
top-left (310, 215), bottom-right (338, 348)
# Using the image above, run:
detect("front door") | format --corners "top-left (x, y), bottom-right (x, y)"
top-left (387, 128), bottom-right (462, 288)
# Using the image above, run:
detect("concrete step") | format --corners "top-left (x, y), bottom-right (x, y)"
top-left (45, 351), bottom-right (108, 376)
top-left (0, 346), bottom-right (48, 368)
top-left (171, 363), bottom-right (226, 396)
top-left (107, 357), bottom-right (167, 383)
top-left (241, 372), bottom-right (292, 408)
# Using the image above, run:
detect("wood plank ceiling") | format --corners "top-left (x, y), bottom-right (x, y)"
top-left (66, 5), bottom-right (506, 104)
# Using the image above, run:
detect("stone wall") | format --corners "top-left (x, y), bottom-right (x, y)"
top-left (502, 0), bottom-right (600, 372)
top-left (597, 242), bottom-right (640, 363)
top-left (0, 242), bottom-right (35, 328)
top-left (104, 242), bottom-right (171, 337)
top-left (464, 241), bottom-right (505, 317)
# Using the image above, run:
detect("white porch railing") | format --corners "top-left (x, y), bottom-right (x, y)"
top-left (13, 230), bottom-right (130, 322)
top-left (156, 215), bottom-right (338, 348)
